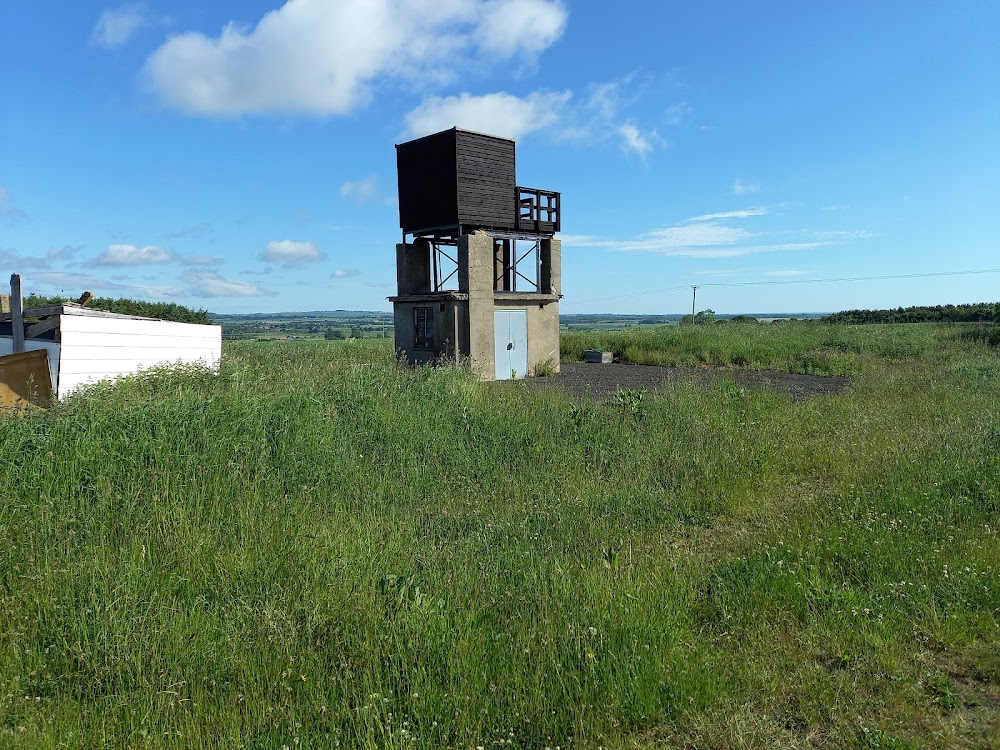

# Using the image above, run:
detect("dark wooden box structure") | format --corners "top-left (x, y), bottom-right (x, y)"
top-left (396, 128), bottom-right (560, 238)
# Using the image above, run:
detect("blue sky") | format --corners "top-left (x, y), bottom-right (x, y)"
top-left (2, 1), bottom-right (998, 314)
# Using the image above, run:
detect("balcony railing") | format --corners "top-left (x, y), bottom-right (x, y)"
top-left (516, 186), bottom-right (560, 234)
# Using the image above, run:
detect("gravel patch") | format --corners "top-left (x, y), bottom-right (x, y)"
top-left (521, 361), bottom-right (851, 401)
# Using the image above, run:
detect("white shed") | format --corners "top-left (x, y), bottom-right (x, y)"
top-left (0, 303), bottom-right (222, 399)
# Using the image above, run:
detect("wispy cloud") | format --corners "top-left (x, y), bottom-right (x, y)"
top-left (665, 101), bottom-right (693, 126)
top-left (617, 123), bottom-right (657, 160)
top-left (45, 245), bottom-right (83, 263)
top-left (808, 230), bottom-right (878, 240)
top-left (0, 244), bottom-right (86, 271)
top-left (145, 0), bottom-right (567, 117)
top-left (561, 206), bottom-right (873, 259)
top-left (558, 73), bottom-right (661, 155)
top-left (181, 269), bottom-right (274, 298)
top-left (687, 207), bottom-right (770, 222)
top-left (732, 179), bottom-right (760, 195)
top-left (28, 270), bottom-right (183, 300)
top-left (339, 176), bottom-right (379, 203)
top-left (0, 186), bottom-right (28, 220)
top-left (763, 269), bottom-right (814, 277)
top-left (259, 240), bottom-right (325, 267)
top-left (331, 268), bottom-right (360, 278)
top-left (164, 222), bottom-right (212, 240)
top-left (90, 3), bottom-right (152, 49)
top-left (181, 255), bottom-right (225, 266)
top-left (0, 248), bottom-right (49, 269)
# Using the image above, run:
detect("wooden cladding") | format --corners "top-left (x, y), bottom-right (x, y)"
top-left (396, 128), bottom-right (559, 237)
top-left (517, 187), bottom-right (561, 234)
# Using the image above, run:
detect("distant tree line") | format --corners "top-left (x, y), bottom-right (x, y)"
top-left (823, 302), bottom-right (1000, 325)
top-left (23, 294), bottom-right (212, 325)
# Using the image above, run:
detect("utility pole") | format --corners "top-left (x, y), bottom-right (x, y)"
top-left (691, 285), bottom-right (698, 321)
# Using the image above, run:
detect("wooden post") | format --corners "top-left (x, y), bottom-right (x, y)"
top-left (10, 273), bottom-right (24, 353)
top-left (0, 294), bottom-right (9, 314)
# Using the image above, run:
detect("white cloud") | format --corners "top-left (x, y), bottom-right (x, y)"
top-left (404, 90), bottom-right (571, 140)
top-left (340, 176), bottom-right (379, 203)
top-left (474, 0), bottom-right (567, 58)
top-left (145, 0), bottom-right (567, 117)
top-left (95, 244), bottom-right (176, 266)
top-left (181, 269), bottom-right (273, 298)
top-left (402, 72), bottom-right (662, 159)
top-left (90, 4), bottom-right (150, 49)
top-left (331, 268), bottom-right (360, 278)
top-left (617, 122), bottom-right (657, 159)
top-left (259, 240), bottom-right (325, 267)
top-left (732, 179), bottom-right (760, 195)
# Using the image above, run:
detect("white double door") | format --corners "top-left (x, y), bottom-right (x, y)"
top-left (494, 309), bottom-right (528, 380)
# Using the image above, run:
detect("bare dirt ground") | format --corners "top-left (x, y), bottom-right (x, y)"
top-left (522, 361), bottom-right (852, 401)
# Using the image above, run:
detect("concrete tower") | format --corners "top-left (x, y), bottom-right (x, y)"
top-left (390, 128), bottom-right (562, 380)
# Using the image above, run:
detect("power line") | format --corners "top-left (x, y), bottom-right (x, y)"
top-left (562, 267), bottom-right (1000, 308)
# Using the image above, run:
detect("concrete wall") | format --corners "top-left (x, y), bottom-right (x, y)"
top-left (460, 232), bottom-right (496, 378)
top-left (493, 298), bottom-right (561, 376)
top-left (393, 299), bottom-right (463, 366)
top-left (541, 238), bottom-right (561, 296)
top-left (391, 231), bottom-right (561, 380)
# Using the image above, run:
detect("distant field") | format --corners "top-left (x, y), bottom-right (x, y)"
top-left (209, 310), bottom-right (824, 339)
top-left (1, 323), bottom-right (998, 748)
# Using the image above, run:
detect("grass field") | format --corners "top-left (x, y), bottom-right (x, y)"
top-left (1, 323), bottom-right (998, 748)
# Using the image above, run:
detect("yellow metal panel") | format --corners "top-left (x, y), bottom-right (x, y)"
top-left (0, 349), bottom-right (52, 409)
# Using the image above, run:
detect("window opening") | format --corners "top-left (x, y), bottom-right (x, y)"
top-left (511, 239), bottom-right (540, 293)
top-left (431, 240), bottom-right (459, 292)
top-left (413, 307), bottom-right (434, 349)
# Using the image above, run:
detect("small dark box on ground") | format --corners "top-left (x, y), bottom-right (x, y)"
top-left (584, 350), bottom-right (613, 364)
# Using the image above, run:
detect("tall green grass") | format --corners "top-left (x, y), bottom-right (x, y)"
top-left (561, 320), bottom-right (950, 375)
top-left (1, 325), bottom-right (998, 748)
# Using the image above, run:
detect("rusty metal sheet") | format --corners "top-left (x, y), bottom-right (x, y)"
top-left (0, 349), bottom-right (52, 409)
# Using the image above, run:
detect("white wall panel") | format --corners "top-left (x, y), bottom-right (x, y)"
top-left (56, 316), bottom-right (221, 397)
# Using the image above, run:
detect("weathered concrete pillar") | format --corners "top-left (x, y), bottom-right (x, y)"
top-left (460, 231), bottom-right (496, 379)
top-left (396, 240), bottom-right (431, 295)
top-left (540, 238), bottom-right (561, 295)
